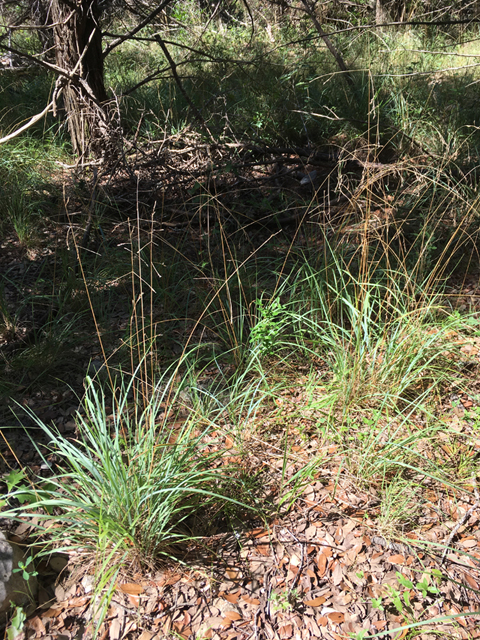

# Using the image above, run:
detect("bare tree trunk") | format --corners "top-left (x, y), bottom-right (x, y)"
top-left (51, 0), bottom-right (118, 159)
top-left (375, 0), bottom-right (391, 25)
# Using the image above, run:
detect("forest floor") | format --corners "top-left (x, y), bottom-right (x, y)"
top-left (2, 142), bottom-right (480, 640)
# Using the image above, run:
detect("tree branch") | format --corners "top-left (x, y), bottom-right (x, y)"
top-left (103, 0), bottom-right (172, 57)
top-left (154, 34), bottom-right (213, 140)
top-left (0, 98), bottom-right (55, 145)
top-left (300, 0), bottom-right (354, 88)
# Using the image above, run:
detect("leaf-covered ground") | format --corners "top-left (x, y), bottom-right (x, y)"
top-left (2, 143), bottom-right (480, 640)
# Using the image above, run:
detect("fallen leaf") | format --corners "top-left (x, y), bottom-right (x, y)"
top-left (328, 612), bottom-right (345, 623)
top-left (317, 552), bottom-right (327, 576)
top-left (224, 611), bottom-right (242, 621)
top-left (225, 436), bottom-right (234, 449)
top-left (224, 591), bottom-right (240, 604)
top-left (387, 554), bottom-right (405, 565)
top-left (241, 595), bottom-right (260, 605)
top-left (342, 519), bottom-right (357, 535)
top-left (304, 596), bottom-right (326, 607)
top-left (332, 562), bottom-right (344, 585)
top-left (278, 623), bottom-right (293, 638)
top-left (460, 538), bottom-right (477, 548)
top-left (373, 620), bottom-right (387, 630)
top-left (127, 594), bottom-right (140, 608)
top-left (118, 583), bottom-right (143, 595)
top-left (464, 573), bottom-right (479, 590)
top-left (26, 616), bottom-right (46, 637)
top-left (248, 528), bottom-right (270, 538)
top-left (66, 596), bottom-right (89, 609)
top-left (257, 544), bottom-right (270, 556)
top-left (226, 568), bottom-right (240, 579)
top-left (345, 543), bottom-right (363, 564)
top-left (109, 618), bottom-right (122, 640)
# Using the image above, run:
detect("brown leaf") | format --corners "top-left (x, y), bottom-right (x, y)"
top-left (26, 616), bottom-right (46, 637)
top-left (66, 596), bottom-right (89, 609)
top-left (460, 538), bottom-right (477, 548)
top-left (304, 596), bottom-right (326, 607)
top-left (278, 623), bottom-right (293, 638)
top-left (225, 436), bottom-right (234, 449)
top-left (345, 543), bottom-right (363, 564)
top-left (332, 561), bottom-right (344, 585)
top-left (373, 620), bottom-right (387, 630)
top-left (342, 519), bottom-right (358, 535)
top-left (226, 568), bottom-right (240, 579)
top-left (118, 582), bottom-right (144, 595)
top-left (109, 618), bottom-right (122, 640)
top-left (387, 554), bottom-right (406, 565)
top-left (464, 573), bottom-right (479, 590)
top-left (221, 617), bottom-right (233, 630)
top-left (224, 591), bottom-right (240, 604)
top-left (127, 594), bottom-right (140, 608)
top-left (224, 611), bottom-right (242, 621)
top-left (257, 544), bottom-right (270, 556)
top-left (248, 528), bottom-right (270, 538)
top-left (328, 612), bottom-right (345, 623)
top-left (241, 595), bottom-right (260, 605)
top-left (41, 605), bottom-right (64, 618)
top-left (317, 552), bottom-right (327, 577)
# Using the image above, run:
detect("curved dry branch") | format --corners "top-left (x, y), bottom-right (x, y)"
top-left (0, 98), bottom-right (54, 145)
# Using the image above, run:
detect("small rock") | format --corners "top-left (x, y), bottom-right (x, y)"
top-left (300, 170), bottom-right (318, 186)
top-left (81, 574), bottom-right (94, 594)
top-left (49, 554), bottom-right (68, 574)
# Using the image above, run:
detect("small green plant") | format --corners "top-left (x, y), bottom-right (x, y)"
top-left (351, 630), bottom-right (368, 640)
top-left (250, 296), bottom-right (286, 357)
top-left (7, 605), bottom-right (26, 640)
top-left (1, 469), bottom-right (37, 507)
top-left (371, 571), bottom-right (443, 621)
top-left (416, 575), bottom-right (440, 599)
top-left (269, 588), bottom-right (299, 613)
top-left (385, 583), bottom-right (411, 616)
top-left (13, 555), bottom-right (38, 582)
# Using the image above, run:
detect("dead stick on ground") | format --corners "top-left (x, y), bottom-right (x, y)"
top-left (286, 529), bottom-right (306, 596)
top-left (441, 475), bottom-right (479, 564)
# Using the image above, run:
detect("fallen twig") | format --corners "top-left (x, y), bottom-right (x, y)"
top-left (441, 475), bottom-right (479, 564)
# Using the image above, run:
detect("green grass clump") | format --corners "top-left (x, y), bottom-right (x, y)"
top-left (6, 371), bottom-right (252, 567)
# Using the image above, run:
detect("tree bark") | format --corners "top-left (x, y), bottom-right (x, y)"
top-left (375, 0), bottom-right (391, 25)
top-left (51, 0), bottom-right (117, 159)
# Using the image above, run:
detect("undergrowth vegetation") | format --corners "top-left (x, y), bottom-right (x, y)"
top-left (1, 1), bottom-right (480, 637)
